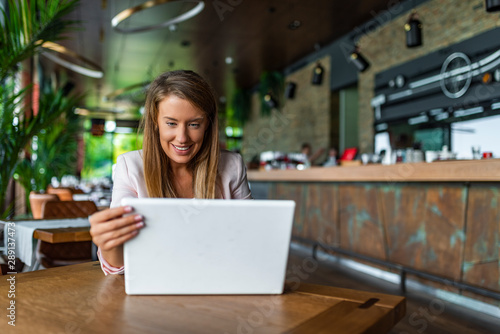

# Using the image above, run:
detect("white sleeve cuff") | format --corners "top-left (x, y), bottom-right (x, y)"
top-left (97, 247), bottom-right (124, 275)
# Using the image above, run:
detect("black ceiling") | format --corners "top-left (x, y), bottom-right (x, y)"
top-left (41, 0), bottom-right (402, 117)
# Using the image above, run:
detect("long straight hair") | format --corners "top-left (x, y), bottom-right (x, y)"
top-left (141, 70), bottom-right (220, 199)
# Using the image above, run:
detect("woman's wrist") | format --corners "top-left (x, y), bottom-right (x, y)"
top-left (100, 246), bottom-right (124, 268)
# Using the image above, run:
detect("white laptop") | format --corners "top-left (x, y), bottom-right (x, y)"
top-left (121, 198), bottom-right (295, 295)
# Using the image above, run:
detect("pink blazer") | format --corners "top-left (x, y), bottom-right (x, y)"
top-left (110, 149), bottom-right (252, 208)
top-left (99, 150), bottom-right (252, 275)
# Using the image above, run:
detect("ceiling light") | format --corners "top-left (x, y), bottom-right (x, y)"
top-left (168, 24), bottom-right (178, 32)
top-left (311, 63), bottom-right (324, 85)
top-left (285, 82), bottom-right (297, 99)
top-left (263, 93), bottom-right (278, 109)
top-left (486, 0), bottom-right (500, 12)
top-left (349, 46), bottom-right (370, 72)
top-left (41, 41), bottom-right (104, 78)
top-left (405, 11), bottom-right (422, 48)
top-left (104, 81), bottom-right (150, 101)
top-left (111, 0), bottom-right (205, 34)
top-left (78, 107), bottom-right (125, 114)
top-left (74, 108), bottom-right (90, 115)
top-left (288, 20), bottom-right (301, 30)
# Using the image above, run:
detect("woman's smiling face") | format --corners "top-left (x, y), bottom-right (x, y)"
top-left (157, 95), bottom-right (208, 169)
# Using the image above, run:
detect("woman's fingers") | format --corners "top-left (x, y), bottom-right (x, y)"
top-left (92, 221), bottom-right (144, 249)
top-left (89, 205), bottom-right (145, 249)
top-left (91, 213), bottom-right (142, 236)
top-left (89, 205), bottom-right (132, 225)
top-left (98, 218), bottom-right (144, 243)
top-left (92, 219), bottom-right (143, 244)
top-left (99, 227), bottom-right (141, 251)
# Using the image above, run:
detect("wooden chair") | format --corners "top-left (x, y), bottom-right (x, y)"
top-left (37, 200), bottom-right (98, 268)
top-left (42, 200), bottom-right (97, 219)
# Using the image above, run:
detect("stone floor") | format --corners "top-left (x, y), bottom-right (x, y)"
top-left (286, 242), bottom-right (500, 334)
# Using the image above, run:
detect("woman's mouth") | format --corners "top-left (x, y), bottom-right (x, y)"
top-left (172, 144), bottom-right (192, 154)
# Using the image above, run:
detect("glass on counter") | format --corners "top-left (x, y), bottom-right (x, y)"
top-left (361, 153), bottom-right (382, 165)
top-left (259, 151), bottom-right (309, 170)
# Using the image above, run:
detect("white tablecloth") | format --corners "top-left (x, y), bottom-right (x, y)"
top-left (2, 218), bottom-right (90, 266)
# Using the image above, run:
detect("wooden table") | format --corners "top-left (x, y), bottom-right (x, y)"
top-left (32, 226), bottom-right (95, 269)
top-left (33, 226), bottom-right (92, 243)
top-left (0, 262), bottom-right (405, 333)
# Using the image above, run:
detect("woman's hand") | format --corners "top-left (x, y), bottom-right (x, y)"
top-left (89, 206), bottom-right (144, 251)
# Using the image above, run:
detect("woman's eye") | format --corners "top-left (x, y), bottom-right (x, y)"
top-left (166, 122), bottom-right (176, 127)
top-left (189, 123), bottom-right (200, 128)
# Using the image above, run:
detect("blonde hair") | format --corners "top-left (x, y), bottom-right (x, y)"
top-left (141, 70), bottom-right (220, 199)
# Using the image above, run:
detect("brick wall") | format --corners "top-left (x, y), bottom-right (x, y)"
top-left (357, 0), bottom-right (500, 153)
top-left (242, 56), bottom-right (331, 163)
top-left (242, 0), bottom-right (500, 158)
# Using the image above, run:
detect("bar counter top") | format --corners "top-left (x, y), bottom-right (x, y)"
top-left (247, 159), bottom-right (500, 182)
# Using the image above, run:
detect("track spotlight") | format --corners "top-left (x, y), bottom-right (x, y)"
top-left (486, 0), bottom-right (500, 12)
top-left (285, 82), bottom-right (297, 99)
top-left (311, 63), bottom-right (324, 85)
top-left (405, 11), bottom-right (422, 48)
top-left (263, 93), bottom-right (278, 109)
top-left (349, 46), bottom-right (370, 72)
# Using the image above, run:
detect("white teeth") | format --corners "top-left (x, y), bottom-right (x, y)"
top-left (173, 145), bottom-right (190, 151)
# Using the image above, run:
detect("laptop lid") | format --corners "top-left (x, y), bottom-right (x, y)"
top-left (121, 198), bottom-right (295, 295)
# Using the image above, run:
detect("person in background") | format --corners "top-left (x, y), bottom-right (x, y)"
top-left (89, 70), bottom-right (252, 275)
top-left (323, 147), bottom-right (338, 167)
top-left (301, 142), bottom-right (326, 166)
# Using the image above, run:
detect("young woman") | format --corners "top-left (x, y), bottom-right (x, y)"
top-left (89, 70), bottom-right (252, 275)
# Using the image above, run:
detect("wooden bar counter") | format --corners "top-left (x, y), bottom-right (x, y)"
top-left (248, 159), bottom-right (500, 182)
top-left (248, 159), bottom-right (500, 306)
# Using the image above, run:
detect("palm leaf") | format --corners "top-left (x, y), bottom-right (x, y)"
top-left (15, 88), bottom-right (82, 193)
top-left (0, 0), bottom-right (81, 217)
top-left (0, 0), bottom-right (79, 81)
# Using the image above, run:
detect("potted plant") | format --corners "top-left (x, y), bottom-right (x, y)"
top-left (15, 87), bottom-right (82, 217)
top-left (0, 0), bottom-right (79, 218)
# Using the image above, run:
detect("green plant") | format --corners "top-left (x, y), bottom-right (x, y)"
top-left (15, 88), bottom-right (82, 213)
top-left (231, 88), bottom-right (251, 124)
top-left (0, 0), bottom-right (79, 218)
top-left (259, 71), bottom-right (284, 116)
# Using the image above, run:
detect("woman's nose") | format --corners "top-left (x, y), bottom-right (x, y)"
top-left (176, 125), bottom-right (189, 143)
